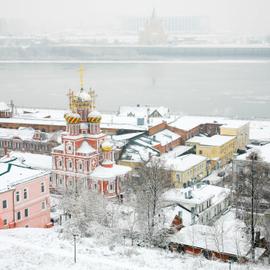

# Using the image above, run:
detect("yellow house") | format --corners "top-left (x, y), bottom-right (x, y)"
top-left (220, 120), bottom-right (249, 150)
top-left (186, 135), bottom-right (236, 170)
top-left (165, 154), bottom-right (207, 188)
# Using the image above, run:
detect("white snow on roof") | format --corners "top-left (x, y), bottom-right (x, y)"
top-left (249, 120), bottom-right (270, 141)
top-left (53, 144), bottom-right (64, 152)
top-left (0, 152), bottom-right (52, 170)
top-left (91, 164), bottom-right (131, 179)
top-left (169, 223), bottom-right (253, 256)
top-left (77, 141), bottom-right (96, 154)
top-left (0, 102), bottom-right (10, 111)
top-left (169, 116), bottom-right (225, 131)
top-left (0, 127), bottom-right (60, 143)
top-left (0, 106), bottom-right (177, 131)
top-left (164, 184), bottom-right (230, 206)
top-left (150, 129), bottom-right (180, 146)
top-left (161, 205), bottom-right (192, 228)
top-left (112, 132), bottom-right (144, 141)
top-left (121, 143), bottom-right (158, 163)
top-left (0, 162), bottom-right (48, 193)
top-left (0, 127), bottom-right (35, 140)
top-left (221, 120), bottom-right (249, 129)
top-left (118, 105), bottom-right (169, 118)
top-left (187, 135), bottom-right (235, 147)
top-left (164, 154), bottom-right (206, 172)
top-left (160, 145), bottom-right (192, 159)
top-left (237, 143), bottom-right (270, 163)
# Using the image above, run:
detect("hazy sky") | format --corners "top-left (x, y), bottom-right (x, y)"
top-left (1, 0), bottom-right (270, 34)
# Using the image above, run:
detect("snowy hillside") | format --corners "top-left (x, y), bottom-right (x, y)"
top-left (0, 228), bottom-right (268, 270)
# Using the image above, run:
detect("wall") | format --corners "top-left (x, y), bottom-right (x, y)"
top-left (195, 138), bottom-right (236, 169)
top-left (0, 189), bottom-right (14, 229)
top-left (13, 174), bottom-right (51, 228)
top-left (220, 124), bottom-right (249, 150)
top-left (171, 159), bottom-right (207, 188)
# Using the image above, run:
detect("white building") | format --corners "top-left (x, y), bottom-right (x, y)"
top-left (163, 183), bottom-right (231, 225)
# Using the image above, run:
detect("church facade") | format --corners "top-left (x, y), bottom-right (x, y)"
top-left (51, 69), bottom-right (131, 198)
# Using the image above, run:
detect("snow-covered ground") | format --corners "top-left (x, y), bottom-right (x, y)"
top-left (0, 227), bottom-right (268, 270)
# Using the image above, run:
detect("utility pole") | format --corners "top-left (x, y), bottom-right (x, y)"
top-left (73, 234), bottom-right (78, 263)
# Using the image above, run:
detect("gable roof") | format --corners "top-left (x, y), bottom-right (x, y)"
top-left (0, 162), bottom-right (48, 193)
top-left (77, 141), bottom-right (96, 154)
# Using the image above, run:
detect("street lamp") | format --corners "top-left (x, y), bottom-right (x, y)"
top-left (72, 233), bottom-right (79, 263)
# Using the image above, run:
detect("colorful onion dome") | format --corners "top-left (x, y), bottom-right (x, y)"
top-left (101, 140), bottom-right (113, 152)
top-left (64, 112), bottom-right (81, 124)
top-left (88, 110), bottom-right (102, 123)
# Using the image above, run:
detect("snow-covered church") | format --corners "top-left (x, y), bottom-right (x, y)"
top-left (51, 68), bottom-right (131, 198)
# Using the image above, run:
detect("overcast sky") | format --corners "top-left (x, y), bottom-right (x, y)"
top-left (0, 0), bottom-right (270, 35)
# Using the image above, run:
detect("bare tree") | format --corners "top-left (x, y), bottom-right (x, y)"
top-left (233, 151), bottom-right (270, 262)
top-left (126, 158), bottom-right (172, 245)
top-left (263, 210), bottom-right (270, 264)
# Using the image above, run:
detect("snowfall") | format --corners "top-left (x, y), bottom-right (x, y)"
top-left (0, 227), bottom-right (269, 270)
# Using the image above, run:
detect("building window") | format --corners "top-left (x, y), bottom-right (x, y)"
top-left (2, 200), bottom-right (7, 209)
top-left (68, 160), bottom-right (73, 170)
top-left (24, 208), bottom-right (29, 217)
top-left (16, 191), bottom-right (20, 202)
top-left (109, 183), bottom-right (114, 192)
top-left (17, 211), bottom-right (21, 220)
top-left (24, 189), bottom-right (28, 199)
top-left (41, 201), bottom-right (46, 210)
top-left (57, 159), bottom-right (62, 168)
top-left (3, 219), bottom-right (7, 225)
top-left (41, 182), bottom-right (45, 193)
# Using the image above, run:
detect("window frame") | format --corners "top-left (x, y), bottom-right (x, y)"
top-left (2, 199), bottom-right (7, 209)
top-left (15, 191), bottom-right (20, 202)
top-left (41, 182), bottom-right (45, 193)
top-left (41, 201), bottom-right (46, 210)
top-left (24, 208), bottom-right (29, 218)
top-left (23, 188), bottom-right (28, 200)
top-left (17, 211), bottom-right (21, 221)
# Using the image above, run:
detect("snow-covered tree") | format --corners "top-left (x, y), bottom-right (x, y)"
top-left (233, 151), bottom-right (270, 262)
top-left (126, 158), bottom-right (172, 245)
top-left (59, 187), bottom-right (108, 238)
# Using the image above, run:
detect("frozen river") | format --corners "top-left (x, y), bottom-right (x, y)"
top-left (0, 61), bottom-right (269, 119)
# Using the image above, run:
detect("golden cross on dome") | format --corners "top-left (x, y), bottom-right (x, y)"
top-left (79, 64), bottom-right (84, 90)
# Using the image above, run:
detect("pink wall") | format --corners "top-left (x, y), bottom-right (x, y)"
top-left (0, 190), bottom-right (14, 229)
top-left (0, 174), bottom-right (51, 229)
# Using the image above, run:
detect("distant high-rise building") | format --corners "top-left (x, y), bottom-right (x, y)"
top-left (122, 15), bottom-right (210, 34)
